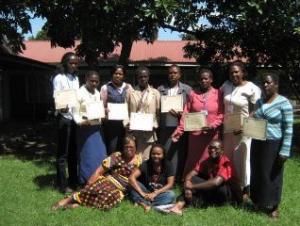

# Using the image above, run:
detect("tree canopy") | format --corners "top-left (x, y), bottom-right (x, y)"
top-left (0, 2), bottom-right (32, 52)
top-left (27, 0), bottom-right (178, 66)
top-left (167, 0), bottom-right (300, 97)
top-left (2, 0), bottom-right (300, 98)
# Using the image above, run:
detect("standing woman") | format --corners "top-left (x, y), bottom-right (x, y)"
top-left (158, 65), bottom-right (191, 181)
top-left (251, 73), bottom-right (293, 218)
top-left (172, 68), bottom-right (223, 177)
top-left (100, 65), bottom-right (133, 154)
top-left (73, 71), bottom-right (107, 185)
top-left (221, 61), bottom-right (261, 197)
top-left (52, 52), bottom-right (80, 193)
top-left (126, 67), bottom-right (160, 160)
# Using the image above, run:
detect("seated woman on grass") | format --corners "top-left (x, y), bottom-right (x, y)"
top-left (168, 140), bottom-right (241, 215)
top-left (129, 144), bottom-right (176, 212)
top-left (52, 135), bottom-right (142, 210)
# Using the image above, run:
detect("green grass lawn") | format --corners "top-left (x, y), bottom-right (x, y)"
top-left (1, 121), bottom-right (300, 226)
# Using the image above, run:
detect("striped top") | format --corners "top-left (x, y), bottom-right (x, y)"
top-left (254, 95), bottom-right (293, 157)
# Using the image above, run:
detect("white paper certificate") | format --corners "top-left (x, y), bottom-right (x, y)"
top-left (54, 89), bottom-right (78, 109)
top-left (161, 95), bottom-right (183, 113)
top-left (85, 101), bottom-right (105, 120)
top-left (129, 112), bottom-right (153, 131)
top-left (243, 117), bottom-right (267, 140)
top-left (107, 103), bottom-right (129, 120)
top-left (223, 113), bottom-right (243, 133)
top-left (184, 112), bottom-right (207, 131)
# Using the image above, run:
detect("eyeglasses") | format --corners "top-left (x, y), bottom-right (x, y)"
top-left (208, 145), bottom-right (220, 150)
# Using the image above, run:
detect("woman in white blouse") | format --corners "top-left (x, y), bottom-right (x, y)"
top-left (73, 71), bottom-right (107, 185)
top-left (221, 61), bottom-right (261, 199)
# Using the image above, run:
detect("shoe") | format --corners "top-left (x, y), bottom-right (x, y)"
top-left (59, 186), bottom-right (74, 194)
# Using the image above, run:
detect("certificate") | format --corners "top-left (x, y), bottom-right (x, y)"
top-left (184, 112), bottom-right (207, 131)
top-left (107, 103), bottom-right (129, 120)
top-left (129, 112), bottom-right (153, 131)
top-left (223, 113), bottom-right (243, 133)
top-left (161, 95), bottom-right (183, 113)
top-left (54, 89), bottom-right (78, 109)
top-left (85, 100), bottom-right (105, 120)
top-left (243, 117), bottom-right (267, 140)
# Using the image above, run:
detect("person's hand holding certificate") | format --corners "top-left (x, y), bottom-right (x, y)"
top-left (223, 113), bottom-right (243, 133)
top-left (129, 112), bottom-right (153, 131)
top-left (85, 100), bottom-right (105, 120)
top-left (243, 117), bottom-right (267, 140)
top-left (107, 103), bottom-right (129, 120)
top-left (54, 89), bottom-right (78, 109)
top-left (161, 95), bottom-right (183, 113)
top-left (184, 112), bottom-right (207, 131)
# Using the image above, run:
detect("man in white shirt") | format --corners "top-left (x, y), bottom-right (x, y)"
top-left (52, 52), bottom-right (79, 193)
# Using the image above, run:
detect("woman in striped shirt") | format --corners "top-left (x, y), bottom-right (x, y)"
top-left (250, 72), bottom-right (293, 219)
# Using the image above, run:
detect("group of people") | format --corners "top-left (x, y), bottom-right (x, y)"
top-left (51, 52), bottom-right (293, 219)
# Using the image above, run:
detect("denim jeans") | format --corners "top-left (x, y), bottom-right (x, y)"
top-left (130, 182), bottom-right (175, 206)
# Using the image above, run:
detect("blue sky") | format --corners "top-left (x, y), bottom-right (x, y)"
top-left (25, 17), bottom-right (182, 40)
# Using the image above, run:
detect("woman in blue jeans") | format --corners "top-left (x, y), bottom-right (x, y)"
top-left (129, 144), bottom-right (176, 212)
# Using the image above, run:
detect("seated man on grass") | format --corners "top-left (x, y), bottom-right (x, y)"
top-left (169, 139), bottom-right (241, 215)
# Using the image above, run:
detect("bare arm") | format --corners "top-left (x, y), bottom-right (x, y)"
top-left (152, 176), bottom-right (175, 195)
top-left (185, 175), bottom-right (224, 191)
top-left (184, 168), bottom-right (225, 191)
top-left (86, 165), bottom-right (105, 186)
top-left (129, 168), bottom-right (147, 197)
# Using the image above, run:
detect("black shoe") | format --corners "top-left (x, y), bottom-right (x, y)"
top-left (58, 186), bottom-right (74, 194)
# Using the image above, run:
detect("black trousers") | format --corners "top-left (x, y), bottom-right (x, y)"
top-left (102, 120), bottom-right (125, 155)
top-left (180, 176), bottom-right (233, 207)
top-left (158, 127), bottom-right (188, 182)
top-left (56, 115), bottom-right (78, 190)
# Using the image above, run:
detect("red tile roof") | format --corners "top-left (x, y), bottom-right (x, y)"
top-left (19, 40), bottom-right (197, 64)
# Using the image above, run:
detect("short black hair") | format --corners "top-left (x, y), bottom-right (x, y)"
top-left (168, 64), bottom-right (181, 73)
top-left (85, 70), bottom-right (100, 80)
top-left (196, 67), bottom-right (214, 79)
top-left (136, 66), bottom-right (150, 77)
top-left (229, 61), bottom-right (248, 78)
top-left (111, 64), bottom-right (126, 76)
top-left (262, 72), bottom-right (279, 85)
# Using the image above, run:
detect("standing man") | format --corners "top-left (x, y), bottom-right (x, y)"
top-left (52, 52), bottom-right (80, 193)
top-left (157, 65), bottom-right (191, 182)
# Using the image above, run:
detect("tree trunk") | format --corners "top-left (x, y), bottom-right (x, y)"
top-left (118, 37), bottom-right (134, 66)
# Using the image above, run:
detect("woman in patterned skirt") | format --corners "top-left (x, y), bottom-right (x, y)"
top-left (52, 135), bottom-right (142, 210)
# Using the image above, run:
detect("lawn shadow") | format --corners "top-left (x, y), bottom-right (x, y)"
top-left (0, 120), bottom-right (57, 169)
top-left (34, 173), bottom-right (56, 189)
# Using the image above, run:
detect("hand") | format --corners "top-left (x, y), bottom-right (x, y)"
top-left (171, 131), bottom-right (180, 143)
top-left (146, 192), bottom-right (157, 201)
top-left (202, 126), bottom-right (212, 134)
top-left (124, 123), bottom-right (130, 131)
top-left (233, 129), bottom-right (243, 135)
top-left (184, 189), bottom-right (193, 201)
top-left (184, 180), bottom-right (194, 190)
top-left (143, 192), bottom-right (156, 201)
top-left (169, 109), bottom-right (182, 118)
top-left (104, 108), bottom-right (109, 118)
top-left (276, 155), bottom-right (288, 167)
top-left (60, 106), bottom-right (69, 113)
top-left (80, 120), bottom-right (91, 126)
